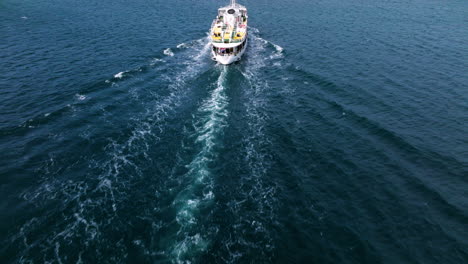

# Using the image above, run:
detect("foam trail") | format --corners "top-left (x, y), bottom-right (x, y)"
top-left (169, 67), bottom-right (229, 263)
top-left (213, 30), bottom-right (279, 261)
top-left (13, 35), bottom-right (214, 263)
top-left (100, 35), bottom-right (212, 183)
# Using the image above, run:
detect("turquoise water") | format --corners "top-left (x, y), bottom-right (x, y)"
top-left (1, 0), bottom-right (467, 263)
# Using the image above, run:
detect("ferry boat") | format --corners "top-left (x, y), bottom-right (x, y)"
top-left (210, 0), bottom-right (248, 65)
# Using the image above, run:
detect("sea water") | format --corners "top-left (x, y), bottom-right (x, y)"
top-left (1, 0), bottom-right (467, 263)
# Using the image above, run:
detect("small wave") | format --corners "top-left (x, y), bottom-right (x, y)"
top-left (267, 41), bottom-right (284, 59)
top-left (272, 43), bottom-right (284, 53)
top-left (164, 48), bottom-right (175, 57)
top-left (114, 72), bottom-right (125, 78)
top-left (75, 94), bottom-right (86, 101)
top-left (150, 58), bottom-right (165, 66)
top-left (177, 43), bottom-right (189, 49)
top-left (248, 29), bottom-right (284, 61)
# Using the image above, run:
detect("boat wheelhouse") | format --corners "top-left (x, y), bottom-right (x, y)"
top-left (210, 0), bottom-right (248, 65)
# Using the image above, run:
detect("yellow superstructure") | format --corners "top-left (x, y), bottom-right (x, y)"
top-left (210, 5), bottom-right (247, 44)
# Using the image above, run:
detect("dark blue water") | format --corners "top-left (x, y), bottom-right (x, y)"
top-left (1, 0), bottom-right (467, 263)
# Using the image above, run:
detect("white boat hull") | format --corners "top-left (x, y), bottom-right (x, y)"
top-left (212, 39), bottom-right (248, 65)
top-left (210, 1), bottom-right (248, 65)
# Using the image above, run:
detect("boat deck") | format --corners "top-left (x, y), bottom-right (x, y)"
top-left (211, 9), bottom-right (247, 44)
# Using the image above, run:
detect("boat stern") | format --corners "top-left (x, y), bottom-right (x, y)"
top-left (215, 54), bottom-right (239, 65)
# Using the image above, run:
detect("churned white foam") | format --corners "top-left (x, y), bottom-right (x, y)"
top-left (100, 36), bottom-right (213, 173)
top-left (163, 48), bottom-right (174, 57)
top-left (177, 43), bottom-right (189, 49)
top-left (216, 29), bottom-right (279, 260)
top-left (249, 28), bottom-right (284, 61)
top-left (75, 94), bottom-right (86, 101)
top-left (114, 72), bottom-right (125, 78)
top-left (269, 42), bottom-right (284, 59)
top-left (192, 39), bottom-right (211, 61)
top-left (204, 190), bottom-right (214, 199)
top-left (150, 58), bottom-right (165, 66)
top-left (14, 176), bottom-right (111, 263)
top-left (256, 36), bottom-right (269, 46)
top-left (272, 43), bottom-right (284, 53)
top-left (21, 16), bottom-right (28, 19)
top-left (100, 34), bottom-right (212, 177)
top-left (169, 67), bottom-right (229, 263)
